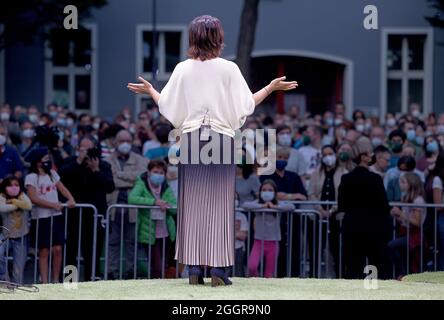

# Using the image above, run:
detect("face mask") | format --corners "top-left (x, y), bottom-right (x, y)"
top-left (261, 191), bottom-right (275, 202)
top-left (339, 152), bottom-right (350, 162)
top-left (412, 110), bottom-right (420, 118)
top-left (42, 160), bottom-right (52, 172)
top-left (149, 173), bottom-right (165, 186)
top-left (415, 136), bottom-right (424, 146)
top-left (386, 118), bottom-right (396, 127)
top-left (438, 125), bottom-right (444, 134)
top-left (276, 159), bottom-right (288, 171)
top-left (0, 113), bottom-right (10, 121)
top-left (334, 118), bottom-right (343, 126)
top-left (325, 118), bottom-right (334, 126)
top-left (29, 114), bottom-right (38, 123)
top-left (39, 121), bottom-right (46, 126)
top-left (322, 155), bottom-right (336, 167)
top-left (278, 134), bottom-right (292, 147)
top-left (57, 118), bottom-right (67, 127)
top-left (407, 129), bottom-right (416, 141)
top-left (371, 137), bottom-right (383, 147)
top-left (321, 135), bottom-right (333, 147)
top-left (355, 124), bottom-right (365, 132)
top-left (302, 135), bottom-right (311, 146)
top-left (22, 129), bottom-right (35, 139)
top-left (0, 134), bottom-right (6, 146)
top-left (49, 111), bottom-right (58, 119)
top-left (6, 185), bottom-right (20, 197)
top-left (426, 141), bottom-right (439, 153)
top-left (117, 142), bottom-right (132, 154)
top-left (365, 122), bottom-right (372, 131)
top-left (391, 142), bottom-right (403, 153)
top-left (129, 127), bottom-right (136, 135)
top-left (67, 118), bottom-right (75, 127)
top-left (93, 122), bottom-right (100, 130)
top-left (123, 113), bottom-right (131, 120)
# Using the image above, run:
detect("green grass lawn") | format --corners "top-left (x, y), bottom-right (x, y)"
top-left (2, 273), bottom-right (444, 300)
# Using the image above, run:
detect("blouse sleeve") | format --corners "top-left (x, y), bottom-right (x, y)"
top-left (158, 63), bottom-right (186, 129)
top-left (228, 63), bottom-right (255, 130)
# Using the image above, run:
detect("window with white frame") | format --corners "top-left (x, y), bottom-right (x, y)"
top-left (136, 25), bottom-right (187, 113)
top-left (381, 29), bottom-right (433, 117)
top-left (45, 24), bottom-right (97, 114)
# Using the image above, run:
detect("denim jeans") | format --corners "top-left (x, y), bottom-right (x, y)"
top-left (0, 235), bottom-right (28, 283)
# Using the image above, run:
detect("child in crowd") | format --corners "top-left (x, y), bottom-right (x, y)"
top-left (24, 147), bottom-right (75, 283)
top-left (0, 176), bottom-right (32, 283)
top-left (243, 180), bottom-right (295, 278)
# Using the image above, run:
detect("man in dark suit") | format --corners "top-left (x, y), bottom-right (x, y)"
top-left (338, 136), bottom-right (391, 279)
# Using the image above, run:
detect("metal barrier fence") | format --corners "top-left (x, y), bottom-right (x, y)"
top-left (2, 201), bottom-right (444, 283)
top-left (0, 203), bottom-right (102, 284)
top-left (103, 204), bottom-right (179, 281)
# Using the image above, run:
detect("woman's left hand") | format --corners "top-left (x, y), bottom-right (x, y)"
top-left (267, 76), bottom-right (298, 92)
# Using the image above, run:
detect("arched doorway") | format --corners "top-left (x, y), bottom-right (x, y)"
top-left (248, 50), bottom-right (354, 118)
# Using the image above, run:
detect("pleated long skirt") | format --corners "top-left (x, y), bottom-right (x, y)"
top-left (174, 128), bottom-right (236, 267)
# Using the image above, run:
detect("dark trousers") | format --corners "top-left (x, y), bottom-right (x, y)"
top-left (343, 231), bottom-right (389, 279)
top-left (387, 236), bottom-right (408, 278)
top-left (65, 208), bottom-right (104, 281)
top-left (143, 238), bottom-right (170, 279)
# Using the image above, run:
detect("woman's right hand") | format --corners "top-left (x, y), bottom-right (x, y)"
top-left (127, 77), bottom-right (153, 96)
top-left (52, 202), bottom-right (64, 211)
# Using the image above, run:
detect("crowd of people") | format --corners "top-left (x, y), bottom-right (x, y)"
top-left (0, 100), bottom-right (444, 283)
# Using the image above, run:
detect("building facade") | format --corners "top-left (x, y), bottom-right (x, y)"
top-left (1, 0), bottom-right (443, 121)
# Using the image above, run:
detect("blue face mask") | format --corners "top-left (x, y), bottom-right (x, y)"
top-left (276, 160), bottom-right (288, 171)
top-left (261, 191), bottom-right (275, 202)
top-left (426, 141), bottom-right (439, 153)
top-left (407, 129), bottom-right (416, 141)
top-left (415, 136), bottom-right (424, 146)
top-left (149, 173), bottom-right (165, 186)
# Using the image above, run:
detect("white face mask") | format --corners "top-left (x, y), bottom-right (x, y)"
top-left (386, 118), bottom-right (396, 127)
top-left (371, 137), bottom-right (383, 147)
top-left (67, 118), bottom-right (75, 127)
top-left (117, 142), bottom-right (132, 154)
top-left (0, 113), bottom-right (10, 121)
top-left (29, 114), bottom-right (38, 123)
top-left (0, 134), bottom-right (6, 146)
top-left (22, 129), bottom-right (35, 139)
top-left (322, 155), bottom-right (336, 167)
top-left (412, 110), bottom-right (420, 118)
top-left (261, 191), bottom-right (275, 202)
top-left (278, 134), bottom-right (292, 147)
top-left (355, 124), bottom-right (365, 132)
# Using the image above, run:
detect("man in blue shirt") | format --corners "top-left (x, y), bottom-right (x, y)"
top-left (0, 124), bottom-right (24, 181)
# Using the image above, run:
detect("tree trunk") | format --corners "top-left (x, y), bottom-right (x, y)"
top-left (235, 0), bottom-right (260, 85)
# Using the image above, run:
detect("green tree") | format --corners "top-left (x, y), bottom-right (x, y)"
top-left (0, 0), bottom-right (107, 51)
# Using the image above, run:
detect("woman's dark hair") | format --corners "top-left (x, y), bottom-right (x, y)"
top-left (148, 159), bottom-right (167, 174)
top-left (397, 155), bottom-right (416, 172)
top-left (258, 179), bottom-right (278, 205)
top-left (188, 15), bottom-right (224, 61)
top-left (0, 175), bottom-right (22, 199)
